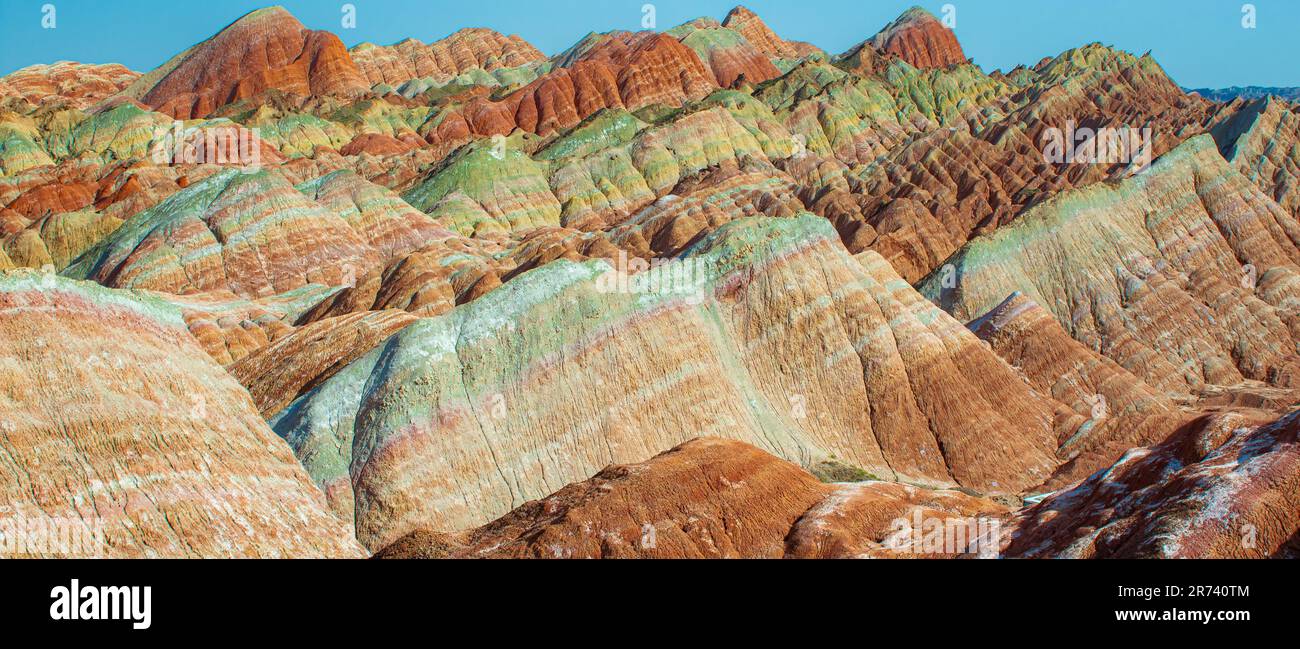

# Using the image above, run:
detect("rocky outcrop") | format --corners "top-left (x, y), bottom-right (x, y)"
top-left (920, 136), bottom-right (1300, 399)
top-left (865, 6), bottom-right (965, 69)
top-left (669, 18), bottom-right (782, 88)
top-left (63, 167), bottom-right (381, 300)
top-left (296, 169), bottom-right (446, 261)
top-left (0, 62), bottom-right (140, 110)
top-left (968, 293), bottom-right (1187, 488)
top-left (229, 309), bottom-right (418, 418)
top-left (274, 215), bottom-right (1061, 550)
top-left (423, 31), bottom-right (717, 146)
top-left (163, 285), bottom-right (340, 365)
top-left (350, 29), bottom-right (546, 87)
top-left (1004, 410), bottom-right (1299, 558)
top-left (119, 7), bottom-right (368, 119)
top-left (721, 6), bottom-right (822, 63)
top-left (1212, 97), bottom-right (1300, 221)
top-left (0, 271), bottom-right (366, 558)
top-left (376, 438), bottom-right (1007, 559)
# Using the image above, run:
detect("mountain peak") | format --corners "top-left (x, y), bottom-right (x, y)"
top-left (120, 3), bottom-right (366, 118)
top-left (868, 5), bottom-right (965, 69)
top-left (722, 4), bottom-right (822, 60)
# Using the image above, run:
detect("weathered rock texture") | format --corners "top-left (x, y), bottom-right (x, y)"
top-left (275, 215), bottom-right (1061, 550)
top-left (376, 438), bottom-right (1007, 559)
top-left (921, 136), bottom-right (1300, 401)
top-left (119, 7), bottom-right (368, 118)
top-left (1212, 97), bottom-right (1300, 222)
top-left (866, 6), bottom-right (965, 69)
top-left (1004, 410), bottom-right (1300, 558)
top-left (351, 29), bottom-right (546, 87)
top-left (0, 62), bottom-right (140, 109)
top-left (2, 3), bottom-right (1296, 560)
top-left (721, 6), bottom-right (823, 64)
top-left (63, 167), bottom-right (381, 300)
top-left (669, 18), bottom-right (782, 88)
top-left (968, 292), bottom-right (1188, 488)
top-left (0, 271), bottom-right (366, 558)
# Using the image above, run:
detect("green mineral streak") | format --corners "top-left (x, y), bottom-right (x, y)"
top-left (756, 61), bottom-right (854, 113)
top-left (394, 61), bottom-right (551, 98)
top-left (19, 210), bottom-right (124, 270)
top-left (401, 141), bottom-right (560, 234)
top-left (552, 31), bottom-right (614, 68)
top-left (916, 135), bottom-right (1223, 319)
top-left (63, 168), bottom-right (303, 282)
top-left (45, 103), bottom-right (171, 161)
top-left (772, 57), bottom-right (805, 74)
top-left (272, 214), bottom-right (839, 496)
top-left (0, 120), bottom-right (54, 175)
top-left (672, 21), bottom-right (757, 76)
top-left (0, 268), bottom-right (185, 328)
top-left (695, 89), bottom-right (796, 159)
top-left (165, 283), bottom-right (342, 324)
top-left (327, 99), bottom-right (432, 137)
top-left (535, 109), bottom-right (647, 161)
top-left (251, 112), bottom-right (351, 157)
top-left (884, 60), bottom-right (1011, 128)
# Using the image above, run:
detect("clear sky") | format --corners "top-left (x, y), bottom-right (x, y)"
top-left (0, 0), bottom-right (1296, 88)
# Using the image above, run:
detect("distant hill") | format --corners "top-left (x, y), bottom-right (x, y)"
top-left (1187, 86), bottom-right (1300, 101)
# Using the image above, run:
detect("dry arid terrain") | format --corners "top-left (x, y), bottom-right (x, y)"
top-left (1, 4), bottom-right (1297, 559)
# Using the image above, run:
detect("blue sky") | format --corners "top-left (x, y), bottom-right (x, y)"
top-left (0, 0), bottom-right (1295, 88)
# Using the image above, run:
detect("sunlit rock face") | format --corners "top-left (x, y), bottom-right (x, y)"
top-left (866, 7), bottom-right (966, 69)
top-left (122, 7), bottom-right (368, 119)
top-left (0, 271), bottom-right (366, 558)
top-left (274, 215), bottom-right (1061, 550)
top-left (376, 438), bottom-right (1009, 559)
top-left (1003, 410), bottom-right (1300, 559)
top-left (0, 4), bottom-right (1296, 559)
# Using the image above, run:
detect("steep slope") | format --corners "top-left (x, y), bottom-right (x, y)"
top-left (229, 309), bottom-right (418, 418)
top-left (63, 167), bottom-right (381, 300)
top-left (0, 271), bottom-right (366, 558)
top-left (350, 28), bottom-right (547, 88)
top-left (1212, 97), bottom-right (1300, 221)
top-left (118, 6), bottom-right (368, 119)
top-left (920, 135), bottom-right (1300, 398)
top-left (0, 62), bottom-right (140, 110)
top-left (865, 6), bottom-right (965, 69)
top-left (1004, 410), bottom-right (1299, 558)
top-left (376, 438), bottom-right (1007, 559)
top-left (273, 215), bottom-right (1061, 549)
top-left (721, 6), bottom-right (823, 65)
top-left (668, 18), bottom-right (782, 88)
top-left (424, 31), bottom-right (717, 146)
top-left (968, 292), bottom-right (1188, 487)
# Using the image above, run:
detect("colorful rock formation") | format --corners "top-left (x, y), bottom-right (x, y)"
top-left (0, 271), bottom-right (365, 558)
top-left (866, 6), bottom-right (965, 69)
top-left (376, 438), bottom-right (1007, 559)
top-left (721, 6), bottom-right (823, 65)
top-left (919, 136), bottom-right (1300, 400)
top-left (0, 62), bottom-right (140, 109)
top-left (0, 3), bottom-right (1295, 560)
top-left (351, 29), bottom-right (547, 88)
top-left (119, 6), bottom-right (368, 119)
top-left (63, 167), bottom-right (381, 299)
top-left (1004, 410), bottom-right (1299, 558)
top-left (275, 215), bottom-right (1061, 549)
